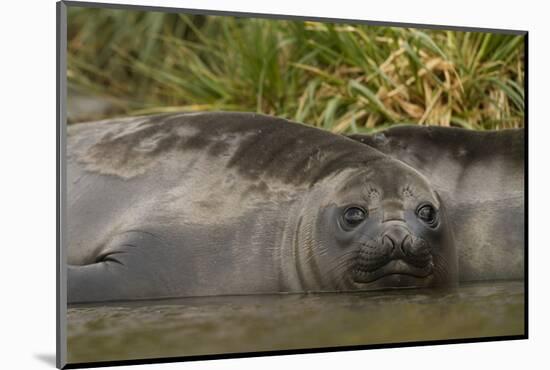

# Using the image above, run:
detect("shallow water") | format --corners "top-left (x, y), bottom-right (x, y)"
top-left (67, 281), bottom-right (524, 364)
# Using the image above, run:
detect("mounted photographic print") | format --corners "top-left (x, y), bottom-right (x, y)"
top-left (56, 1), bottom-right (527, 368)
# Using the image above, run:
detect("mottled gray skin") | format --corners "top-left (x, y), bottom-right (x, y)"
top-left (348, 126), bottom-right (524, 282)
top-left (67, 112), bottom-right (457, 303)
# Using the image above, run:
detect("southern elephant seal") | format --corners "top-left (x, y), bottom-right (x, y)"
top-left (67, 112), bottom-right (457, 303)
top-left (348, 126), bottom-right (525, 282)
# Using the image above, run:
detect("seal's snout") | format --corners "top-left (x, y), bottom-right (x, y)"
top-left (382, 226), bottom-right (432, 267)
top-left (353, 224), bottom-right (434, 284)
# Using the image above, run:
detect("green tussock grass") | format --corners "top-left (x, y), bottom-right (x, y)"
top-left (67, 7), bottom-right (525, 132)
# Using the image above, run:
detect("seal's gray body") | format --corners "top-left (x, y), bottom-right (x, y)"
top-left (349, 126), bottom-right (525, 282)
top-left (67, 113), bottom-right (312, 302)
top-left (67, 113), bottom-right (457, 303)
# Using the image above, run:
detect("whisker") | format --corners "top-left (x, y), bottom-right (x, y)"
top-left (325, 250), bottom-right (359, 276)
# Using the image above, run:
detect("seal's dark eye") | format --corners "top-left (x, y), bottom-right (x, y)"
top-left (417, 204), bottom-right (437, 226)
top-left (343, 207), bottom-right (367, 227)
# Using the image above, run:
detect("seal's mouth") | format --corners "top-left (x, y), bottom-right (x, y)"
top-left (352, 259), bottom-right (434, 284)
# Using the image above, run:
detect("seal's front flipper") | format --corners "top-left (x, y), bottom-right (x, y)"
top-left (68, 263), bottom-right (126, 303)
top-left (67, 230), bottom-right (177, 304)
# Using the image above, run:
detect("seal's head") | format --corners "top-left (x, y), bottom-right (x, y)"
top-left (293, 158), bottom-right (458, 291)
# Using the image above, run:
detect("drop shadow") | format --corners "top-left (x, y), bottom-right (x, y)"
top-left (34, 353), bottom-right (57, 367)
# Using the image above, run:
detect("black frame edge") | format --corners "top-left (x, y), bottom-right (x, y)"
top-left (523, 32), bottom-right (529, 339)
top-left (63, 335), bottom-right (527, 369)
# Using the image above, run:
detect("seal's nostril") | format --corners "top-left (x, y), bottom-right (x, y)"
top-left (413, 239), bottom-right (430, 256)
top-left (401, 234), bottom-right (412, 254)
top-left (381, 234), bottom-right (394, 254)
